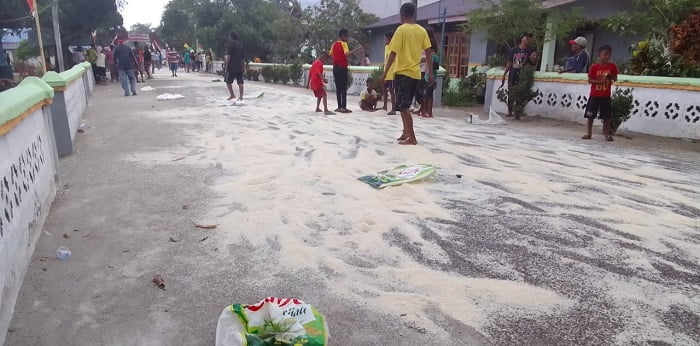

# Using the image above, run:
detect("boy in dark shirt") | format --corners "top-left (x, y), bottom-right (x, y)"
top-left (583, 44), bottom-right (619, 142)
top-left (501, 33), bottom-right (539, 118)
top-left (225, 32), bottom-right (245, 101)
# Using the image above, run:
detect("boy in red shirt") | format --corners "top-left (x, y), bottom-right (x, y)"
top-left (583, 44), bottom-right (619, 141)
top-left (309, 52), bottom-right (334, 115)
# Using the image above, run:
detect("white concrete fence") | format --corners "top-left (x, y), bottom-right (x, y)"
top-left (0, 63), bottom-right (93, 344)
top-left (485, 69), bottom-right (700, 139)
top-left (214, 62), bottom-right (447, 107)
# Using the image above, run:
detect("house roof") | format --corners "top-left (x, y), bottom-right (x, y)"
top-left (365, 0), bottom-right (581, 29)
top-left (365, 0), bottom-right (484, 29)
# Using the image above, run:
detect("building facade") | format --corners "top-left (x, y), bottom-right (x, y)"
top-left (365, 0), bottom-right (638, 77)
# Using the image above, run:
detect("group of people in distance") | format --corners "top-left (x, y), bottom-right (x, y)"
top-left (308, 3), bottom-right (434, 145)
top-left (500, 31), bottom-right (618, 141)
top-left (221, 3), bottom-right (619, 145)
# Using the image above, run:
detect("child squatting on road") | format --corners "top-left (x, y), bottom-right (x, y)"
top-left (583, 44), bottom-right (619, 142)
top-left (360, 78), bottom-right (379, 112)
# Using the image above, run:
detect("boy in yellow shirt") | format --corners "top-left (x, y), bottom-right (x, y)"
top-left (381, 3), bottom-right (433, 145)
top-left (382, 31), bottom-right (397, 115)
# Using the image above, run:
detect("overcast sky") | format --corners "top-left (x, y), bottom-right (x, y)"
top-left (121, 0), bottom-right (170, 28)
top-left (120, 0), bottom-right (438, 29)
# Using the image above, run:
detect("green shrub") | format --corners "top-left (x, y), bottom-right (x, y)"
top-left (252, 70), bottom-right (260, 81)
top-left (610, 88), bottom-right (635, 134)
top-left (496, 66), bottom-right (538, 119)
top-left (289, 62), bottom-right (303, 86)
top-left (277, 65), bottom-right (291, 84)
top-left (370, 65), bottom-right (384, 95)
top-left (271, 66), bottom-right (281, 83)
top-left (347, 72), bottom-right (354, 89)
top-left (485, 53), bottom-right (506, 67)
top-left (261, 66), bottom-right (274, 83)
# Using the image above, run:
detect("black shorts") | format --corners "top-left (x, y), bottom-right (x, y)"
top-left (394, 75), bottom-right (420, 111)
top-left (225, 71), bottom-right (244, 85)
top-left (585, 96), bottom-right (612, 121)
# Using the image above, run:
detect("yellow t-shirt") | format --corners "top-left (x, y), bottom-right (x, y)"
top-left (388, 24), bottom-right (431, 80)
top-left (384, 45), bottom-right (396, 81)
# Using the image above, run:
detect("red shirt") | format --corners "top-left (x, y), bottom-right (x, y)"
top-left (309, 60), bottom-right (324, 91)
top-left (330, 40), bottom-right (349, 68)
top-left (589, 62), bottom-right (619, 98)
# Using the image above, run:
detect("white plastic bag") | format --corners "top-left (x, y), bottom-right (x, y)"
top-left (156, 93), bottom-right (184, 101)
top-left (468, 107), bottom-right (506, 125)
top-left (215, 297), bottom-right (328, 346)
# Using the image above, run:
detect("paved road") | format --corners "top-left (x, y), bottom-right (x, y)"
top-left (6, 72), bottom-right (700, 345)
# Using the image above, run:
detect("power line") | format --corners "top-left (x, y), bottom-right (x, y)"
top-left (0, 0), bottom-right (58, 25)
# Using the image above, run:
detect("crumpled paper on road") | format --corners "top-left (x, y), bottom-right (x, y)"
top-left (156, 93), bottom-right (184, 101)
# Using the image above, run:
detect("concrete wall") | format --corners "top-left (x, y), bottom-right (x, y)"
top-left (244, 63), bottom-right (446, 106)
top-left (484, 70), bottom-right (700, 139)
top-left (0, 77), bottom-right (59, 344)
top-left (43, 64), bottom-right (91, 157)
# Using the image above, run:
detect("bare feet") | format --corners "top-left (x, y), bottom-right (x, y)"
top-left (315, 109), bottom-right (323, 112)
top-left (387, 111), bottom-right (397, 115)
top-left (398, 138), bottom-right (417, 145)
top-left (397, 132), bottom-right (409, 141)
top-left (227, 95), bottom-right (235, 100)
top-left (606, 135), bottom-right (614, 142)
top-left (581, 134), bottom-right (592, 140)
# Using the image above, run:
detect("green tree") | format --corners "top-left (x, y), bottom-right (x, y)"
top-left (303, 0), bottom-right (378, 59)
top-left (130, 23), bottom-right (154, 35)
top-left (15, 40), bottom-right (40, 61)
top-left (605, 0), bottom-right (700, 38)
top-left (465, 0), bottom-right (585, 50)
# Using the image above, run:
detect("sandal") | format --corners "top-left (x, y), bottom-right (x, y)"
top-left (581, 135), bottom-right (592, 140)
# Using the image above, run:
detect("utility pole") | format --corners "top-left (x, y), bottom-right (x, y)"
top-left (52, 0), bottom-right (64, 71)
top-left (413, 0), bottom-right (418, 19)
top-left (32, 0), bottom-right (47, 74)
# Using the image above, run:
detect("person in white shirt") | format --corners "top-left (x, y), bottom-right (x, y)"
top-left (95, 46), bottom-right (107, 84)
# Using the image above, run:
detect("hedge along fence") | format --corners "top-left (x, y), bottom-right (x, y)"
top-left (245, 63), bottom-right (447, 105)
top-left (484, 68), bottom-right (700, 139)
top-left (0, 77), bottom-right (60, 344)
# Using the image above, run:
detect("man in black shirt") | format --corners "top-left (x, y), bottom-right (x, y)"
top-left (113, 39), bottom-right (138, 97)
top-left (501, 33), bottom-right (538, 118)
top-left (225, 32), bottom-right (245, 101)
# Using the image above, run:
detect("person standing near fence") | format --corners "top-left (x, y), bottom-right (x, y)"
top-left (329, 29), bottom-right (362, 113)
top-left (113, 39), bottom-right (137, 97)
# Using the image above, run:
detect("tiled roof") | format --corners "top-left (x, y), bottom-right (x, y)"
top-left (365, 0), bottom-right (487, 29)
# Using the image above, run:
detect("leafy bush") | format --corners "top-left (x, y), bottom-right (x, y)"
top-left (251, 70), bottom-right (260, 81)
top-left (370, 65), bottom-right (384, 95)
top-left (347, 72), bottom-right (354, 89)
top-left (485, 53), bottom-right (506, 67)
top-left (610, 88), bottom-right (635, 134)
top-left (276, 65), bottom-right (291, 84)
top-left (261, 66), bottom-right (274, 83)
top-left (245, 68), bottom-right (253, 81)
top-left (443, 87), bottom-right (475, 107)
top-left (289, 62), bottom-right (303, 86)
top-left (15, 40), bottom-right (39, 61)
top-left (496, 66), bottom-right (539, 119)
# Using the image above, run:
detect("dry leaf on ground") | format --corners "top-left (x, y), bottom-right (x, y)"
top-left (194, 224), bottom-right (217, 230)
top-left (152, 275), bottom-right (166, 290)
